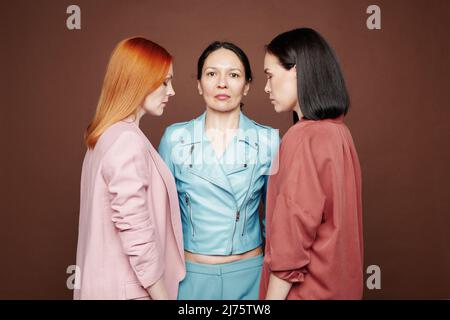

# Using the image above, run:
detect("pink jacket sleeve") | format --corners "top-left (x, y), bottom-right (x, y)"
top-left (102, 131), bottom-right (164, 289)
top-left (269, 134), bottom-right (327, 283)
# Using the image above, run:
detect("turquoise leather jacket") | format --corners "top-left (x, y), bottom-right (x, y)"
top-left (158, 111), bottom-right (280, 255)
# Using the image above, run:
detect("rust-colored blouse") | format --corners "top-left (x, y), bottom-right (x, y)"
top-left (259, 116), bottom-right (364, 300)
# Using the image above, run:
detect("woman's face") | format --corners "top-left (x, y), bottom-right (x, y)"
top-left (198, 48), bottom-right (250, 112)
top-left (141, 63), bottom-right (175, 116)
top-left (263, 53), bottom-right (300, 114)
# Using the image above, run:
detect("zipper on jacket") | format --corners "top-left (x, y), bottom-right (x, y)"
top-left (242, 202), bottom-right (249, 237)
top-left (185, 193), bottom-right (195, 237)
top-left (241, 163), bottom-right (256, 236)
top-left (230, 161), bottom-right (257, 252)
top-left (230, 210), bottom-right (240, 253)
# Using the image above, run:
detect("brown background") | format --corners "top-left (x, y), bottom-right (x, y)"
top-left (1, 0), bottom-right (449, 299)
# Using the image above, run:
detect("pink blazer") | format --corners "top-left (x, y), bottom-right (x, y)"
top-left (74, 120), bottom-right (185, 300)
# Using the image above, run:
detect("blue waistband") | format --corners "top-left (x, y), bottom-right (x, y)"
top-left (185, 254), bottom-right (263, 275)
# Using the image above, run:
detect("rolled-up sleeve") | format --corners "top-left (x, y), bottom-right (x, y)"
top-left (269, 136), bottom-right (326, 283)
top-left (102, 131), bottom-right (164, 289)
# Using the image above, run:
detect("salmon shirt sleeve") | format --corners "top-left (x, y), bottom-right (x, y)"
top-left (260, 117), bottom-right (364, 299)
top-left (268, 130), bottom-right (329, 283)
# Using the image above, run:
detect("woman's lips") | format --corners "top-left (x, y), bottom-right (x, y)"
top-left (215, 94), bottom-right (230, 100)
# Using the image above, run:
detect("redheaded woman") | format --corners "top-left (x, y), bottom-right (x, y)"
top-left (74, 37), bottom-right (185, 300)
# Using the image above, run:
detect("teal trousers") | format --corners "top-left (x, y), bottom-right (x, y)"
top-left (177, 254), bottom-right (263, 300)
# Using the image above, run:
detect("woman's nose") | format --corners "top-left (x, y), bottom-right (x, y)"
top-left (264, 81), bottom-right (271, 94)
top-left (167, 83), bottom-right (175, 96)
top-left (217, 75), bottom-right (227, 88)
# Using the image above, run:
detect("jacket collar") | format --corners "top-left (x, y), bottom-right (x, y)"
top-left (191, 111), bottom-right (258, 147)
top-left (182, 110), bottom-right (259, 198)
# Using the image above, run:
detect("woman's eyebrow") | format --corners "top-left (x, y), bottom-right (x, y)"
top-left (204, 66), bottom-right (242, 71)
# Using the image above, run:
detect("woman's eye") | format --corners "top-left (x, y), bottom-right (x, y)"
top-left (230, 73), bottom-right (240, 78)
top-left (206, 72), bottom-right (216, 76)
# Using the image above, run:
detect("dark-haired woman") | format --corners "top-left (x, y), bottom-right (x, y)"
top-left (259, 28), bottom-right (364, 300)
top-left (159, 42), bottom-right (279, 300)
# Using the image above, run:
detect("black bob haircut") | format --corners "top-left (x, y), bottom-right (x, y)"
top-left (197, 41), bottom-right (253, 83)
top-left (266, 28), bottom-right (350, 122)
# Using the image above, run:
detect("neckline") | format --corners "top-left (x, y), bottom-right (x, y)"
top-left (202, 110), bottom-right (242, 161)
top-left (299, 114), bottom-right (345, 123)
top-left (119, 116), bottom-right (151, 141)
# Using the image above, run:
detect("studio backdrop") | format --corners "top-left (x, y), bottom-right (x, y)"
top-left (1, 0), bottom-right (449, 299)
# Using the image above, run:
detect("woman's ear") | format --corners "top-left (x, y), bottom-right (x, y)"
top-left (197, 81), bottom-right (203, 95)
top-left (243, 82), bottom-right (250, 96)
top-left (289, 65), bottom-right (297, 78)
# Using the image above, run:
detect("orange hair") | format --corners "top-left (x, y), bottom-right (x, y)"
top-left (85, 37), bottom-right (172, 148)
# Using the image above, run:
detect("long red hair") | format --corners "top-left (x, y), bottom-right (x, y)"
top-left (85, 37), bottom-right (172, 148)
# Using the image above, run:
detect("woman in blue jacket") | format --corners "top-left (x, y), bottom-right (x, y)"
top-left (158, 42), bottom-right (279, 300)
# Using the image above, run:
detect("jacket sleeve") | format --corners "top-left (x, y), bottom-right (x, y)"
top-left (102, 131), bottom-right (164, 289)
top-left (158, 128), bottom-right (175, 176)
top-left (269, 134), bottom-right (326, 283)
top-left (261, 129), bottom-right (281, 239)
top-left (261, 175), bottom-right (269, 239)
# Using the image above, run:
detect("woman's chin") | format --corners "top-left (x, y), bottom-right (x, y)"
top-left (148, 108), bottom-right (165, 117)
top-left (273, 104), bottom-right (284, 113)
top-left (207, 104), bottom-right (240, 113)
top-left (156, 105), bottom-right (167, 116)
top-left (274, 103), bottom-right (294, 113)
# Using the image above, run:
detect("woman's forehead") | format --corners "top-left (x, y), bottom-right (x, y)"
top-left (204, 48), bottom-right (244, 70)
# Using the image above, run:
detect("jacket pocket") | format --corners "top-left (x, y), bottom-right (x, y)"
top-left (226, 163), bottom-right (249, 175)
top-left (184, 192), bottom-right (195, 238)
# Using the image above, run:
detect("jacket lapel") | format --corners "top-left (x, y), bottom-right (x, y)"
top-left (173, 111), bottom-right (260, 201)
top-left (183, 112), bottom-right (236, 195)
